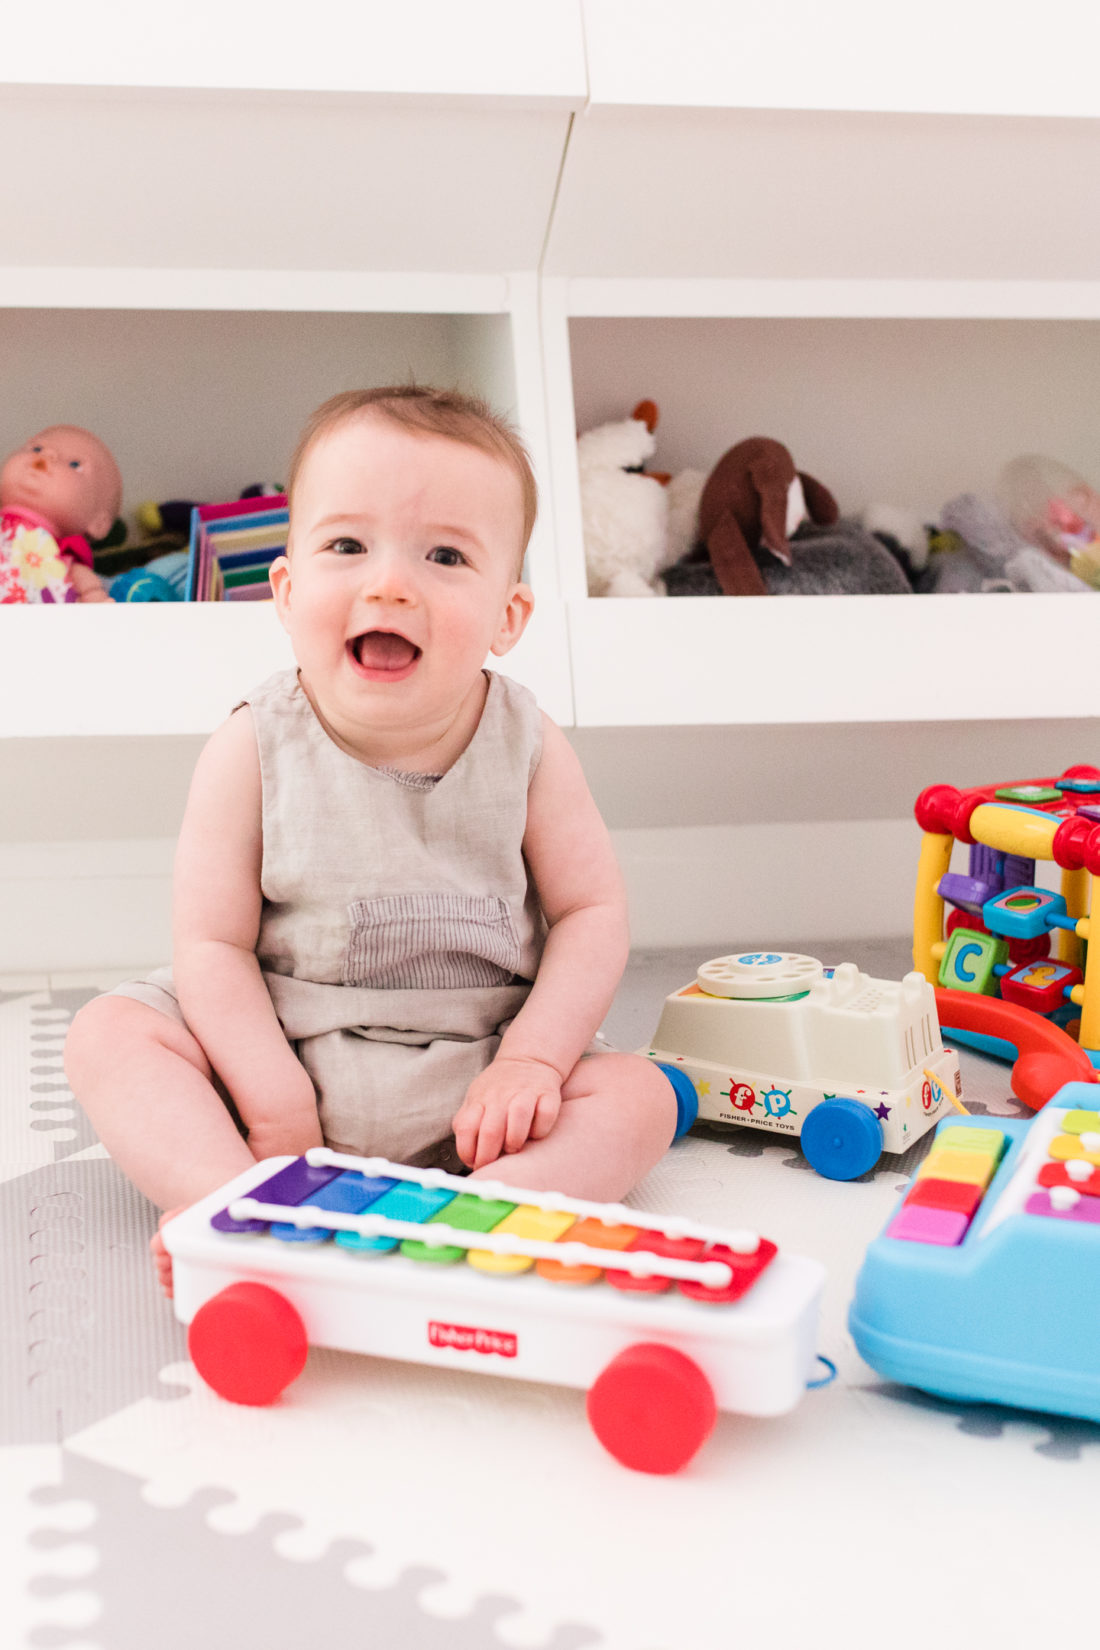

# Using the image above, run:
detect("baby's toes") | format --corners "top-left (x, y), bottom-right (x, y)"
top-left (150, 1208), bottom-right (184, 1300)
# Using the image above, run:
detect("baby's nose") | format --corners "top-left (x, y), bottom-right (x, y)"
top-left (364, 556), bottom-right (414, 602)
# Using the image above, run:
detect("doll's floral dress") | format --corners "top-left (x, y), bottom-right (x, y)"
top-left (0, 508), bottom-right (77, 603)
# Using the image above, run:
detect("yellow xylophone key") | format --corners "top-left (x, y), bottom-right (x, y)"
top-left (467, 1204), bottom-right (577, 1274)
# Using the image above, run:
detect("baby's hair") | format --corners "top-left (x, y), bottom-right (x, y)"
top-left (287, 385), bottom-right (538, 566)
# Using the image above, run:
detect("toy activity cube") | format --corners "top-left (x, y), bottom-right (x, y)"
top-left (163, 1151), bottom-right (826, 1474)
top-left (913, 767), bottom-right (1100, 1106)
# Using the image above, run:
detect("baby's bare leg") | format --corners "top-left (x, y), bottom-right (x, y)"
top-left (65, 996), bottom-right (255, 1212)
top-left (469, 1052), bottom-right (677, 1202)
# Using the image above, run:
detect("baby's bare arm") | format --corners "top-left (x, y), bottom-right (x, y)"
top-left (453, 716), bottom-right (629, 1167)
top-left (173, 708), bottom-right (321, 1155)
top-left (67, 561), bottom-right (112, 602)
top-left (502, 715), bottom-right (629, 1072)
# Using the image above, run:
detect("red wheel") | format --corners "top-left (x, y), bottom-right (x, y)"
top-left (586, 1342), bottom-right (717, 1474)
top-left (188, 1282), bottom-right (308, 1406)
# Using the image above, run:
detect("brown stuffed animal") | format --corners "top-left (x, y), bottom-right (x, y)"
top-left (695, 437), bottom-right (839, 596)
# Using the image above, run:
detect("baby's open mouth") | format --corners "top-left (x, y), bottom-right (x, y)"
top-left (349, 630), bottom-right (422, 674)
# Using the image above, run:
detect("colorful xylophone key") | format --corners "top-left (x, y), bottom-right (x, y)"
top-left (211, 1154), bottom-right (780, 1305)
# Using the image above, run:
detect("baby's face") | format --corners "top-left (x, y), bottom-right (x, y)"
top-left (0, 426), bottom-right (119, 541)
top-left (271, 414), bottom-right (532, 740)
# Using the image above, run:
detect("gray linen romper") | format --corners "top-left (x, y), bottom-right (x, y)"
top-left (108, 667), bottom-right (548, 1164)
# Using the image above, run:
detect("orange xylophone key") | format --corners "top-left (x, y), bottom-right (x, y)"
top-left (535, 1217), bottom-right (639, 1284)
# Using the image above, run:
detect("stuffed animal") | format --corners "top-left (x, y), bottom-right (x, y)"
top-left (578, 401), bottom-right (705, 597)
top-left (664, 436), bottom-right (915, 597)
top-left (679, 437), bottom-right (839, 596)
top-left (137, 483), bottom-right (284, 541)
top-left (859, 503), bottom-right (931, 588)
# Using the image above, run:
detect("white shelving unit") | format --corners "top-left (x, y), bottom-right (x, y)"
top-left (0, 282), bottom-right (573, 733)
top-left (0, 1), bottom-right (587, 735)
top-left (4, 0), bottom-right (1100, 965)
top-left (542, 0), bottom-right (1100, 727)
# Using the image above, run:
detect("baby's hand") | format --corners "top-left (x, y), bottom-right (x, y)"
top-left (452, 1056), bottom-right (562, 1170)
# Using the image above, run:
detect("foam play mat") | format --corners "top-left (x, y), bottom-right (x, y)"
top-left (2, 957), bottom-right (1096, 1650)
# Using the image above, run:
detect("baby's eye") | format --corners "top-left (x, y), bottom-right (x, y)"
top-left (68, 459), bottom-right (82, 471)
top-left (30, 444), bottom-right (43, 454)
top-left (329, 537), bottom-right (365, 555)
top-left (427, 546), bottom-right (467, 567)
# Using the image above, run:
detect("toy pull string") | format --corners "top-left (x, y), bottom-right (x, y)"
top-left (924, 1068), bottom-right (969, 1116)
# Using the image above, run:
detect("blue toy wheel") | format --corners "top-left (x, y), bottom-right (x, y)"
top-left (653, 1061), bottom-right (699, 1139)
top-left (800, 1098), bottom-right (883, 1181)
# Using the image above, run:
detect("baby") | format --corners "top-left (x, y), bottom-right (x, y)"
top-left (0, 425), bottom-right (119, 603)
top-left (65, 386), bottom-right (679, 1291)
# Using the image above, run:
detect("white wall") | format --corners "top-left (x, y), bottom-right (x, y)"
top-left (569, 316), bottom-right (1100, 520)
top-left (0, 310), bottom-right (467, 515)
top-left (3, 715), bottom-right (1096, 971)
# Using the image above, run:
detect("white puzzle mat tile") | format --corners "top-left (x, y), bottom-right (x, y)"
top-left (1, 966), bottom-right (1096, 1650)
top-left (65, 1111), bottom-right (1100, 1650)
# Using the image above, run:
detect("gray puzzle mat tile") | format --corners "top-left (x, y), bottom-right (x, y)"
top-left (0, 1158), bottom-right (186, 1447)
top-left (26, 1450), bottom-right (600, 1650)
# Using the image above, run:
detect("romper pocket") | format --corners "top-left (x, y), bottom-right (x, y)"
top-left (342, 893), bottom-right (523, 989)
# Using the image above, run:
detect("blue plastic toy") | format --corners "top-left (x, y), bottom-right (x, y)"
top-left (107, 550), bottom-right (189, 602)
top-left (850, 1083), bottom-right (1100, 1423)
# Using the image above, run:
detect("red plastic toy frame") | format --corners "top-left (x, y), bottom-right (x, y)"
top-left (934, 986), bottom-right (1098, 1112)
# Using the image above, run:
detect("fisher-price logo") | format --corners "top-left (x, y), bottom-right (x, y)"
top-left (429, 1320), bottom-right (518, 1358)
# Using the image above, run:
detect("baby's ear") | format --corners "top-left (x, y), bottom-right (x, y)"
top-left (489, 581), bottom-right (534, 656)
top-left (269, 554), bottom-right (292, 626)
top-left (86, 505), bottom-right (115, 542)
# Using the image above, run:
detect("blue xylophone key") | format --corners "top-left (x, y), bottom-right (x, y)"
top-left (211, 1157), bottom-right (342, 1234)
top-left (271, 1171), bottom-right (397, 1243)
top-left (335, 1182), bottom-right (457, 1253)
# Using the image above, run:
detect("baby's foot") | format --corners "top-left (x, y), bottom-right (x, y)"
top-left (150, 1209), bottom-right (184, 1300)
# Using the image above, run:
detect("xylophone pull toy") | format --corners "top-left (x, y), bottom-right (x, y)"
top-left (165, 1151), bottom-right (827, 1474)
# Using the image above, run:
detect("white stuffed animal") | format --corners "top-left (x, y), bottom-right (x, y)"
top-left (578, 400), bottom-right (705, 597)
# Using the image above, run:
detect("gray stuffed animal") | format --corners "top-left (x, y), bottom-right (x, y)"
top-left (665, 517), bottom-right (912, 596)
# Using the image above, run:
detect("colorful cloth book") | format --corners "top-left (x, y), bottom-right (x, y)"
top-left (186, 495), bottom-right (288, 601)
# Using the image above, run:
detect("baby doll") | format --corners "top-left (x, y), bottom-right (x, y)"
top-left (0, 426), bottom-right (120, 603)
